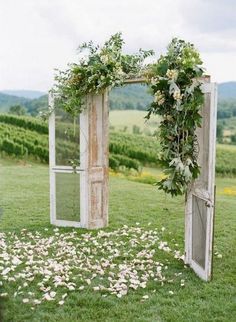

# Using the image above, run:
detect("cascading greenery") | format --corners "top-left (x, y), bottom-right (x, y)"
top-left (53, 33), bottom-right (205, 196)
top-left (145, 38), bottom-right (204, 196)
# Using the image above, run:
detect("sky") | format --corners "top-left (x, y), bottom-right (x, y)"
top-left (0, 0), bottom-right (235, 91)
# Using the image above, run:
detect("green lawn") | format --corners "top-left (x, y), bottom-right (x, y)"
top-left (109, 110), bottom-right (159, 135)
top-left (0, 158), bottom-right (235, 322)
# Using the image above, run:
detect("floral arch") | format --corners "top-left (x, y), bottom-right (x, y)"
top-left (48, 34), bottom-right (217, 281)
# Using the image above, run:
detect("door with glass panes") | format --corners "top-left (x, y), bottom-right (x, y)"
top-left (49, 92), bottom-right (109, 229)
top-left (185, 79), bottom-right (217, 281)
top-left (49, 93), bottom-right (83, 227)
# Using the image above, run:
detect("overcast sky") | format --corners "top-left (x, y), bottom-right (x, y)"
top-left (0, 0), bottom-right (235, 91)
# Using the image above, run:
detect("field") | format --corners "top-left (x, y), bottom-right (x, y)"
top-left (109, 110), bottom-right (159, 135)
top-left (218, 117), bottom-right (236, 142)
top-left (0, 158), bottom-right (236, 322)
top-left (215, 144), bottom-right (236, 175)
top-left (1, 113), bottom-right (236, 176)
top-left (0, 114), bottom-right (160, 170)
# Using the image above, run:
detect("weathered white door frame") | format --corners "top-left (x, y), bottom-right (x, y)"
top-left (185, 78), bottom-right (217, 281)
top-left (49, 91), bottom-right (109, 229)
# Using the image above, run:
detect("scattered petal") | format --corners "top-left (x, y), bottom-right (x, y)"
top-left (22, 298), bottom-right (29, 303)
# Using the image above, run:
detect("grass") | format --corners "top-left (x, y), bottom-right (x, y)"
top-left (217, 143), bottom-right (236, 151)
top-left (0, 158), bottom-right (236, 322)
top-left (216, 144), bottom-right (236, 175)
top-left (109, 110), bottom-right (159, 135)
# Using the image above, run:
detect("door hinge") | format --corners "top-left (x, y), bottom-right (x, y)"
top-left (205, 200), bottom-right (213, 208)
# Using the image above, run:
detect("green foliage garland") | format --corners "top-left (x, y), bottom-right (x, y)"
top-left (54, 33), bottom-right (153, 116)
top-left (54, 34), bottom-right (205, 196)
top-left (145, 38), bottom-right (204, 196)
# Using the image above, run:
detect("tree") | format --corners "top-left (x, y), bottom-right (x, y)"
top-left (9, 105), bottom-right (26, 116)
top-left (231, 134), bottom-right (236, 144)
top-left (216, 124), bottom-right (224, 143)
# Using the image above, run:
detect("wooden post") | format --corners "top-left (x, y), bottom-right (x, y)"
top-left (80, 91), bottom-right (109, 229)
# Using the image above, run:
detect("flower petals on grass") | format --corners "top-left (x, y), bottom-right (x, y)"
top-left (0, 226), bottom-right (184, 306)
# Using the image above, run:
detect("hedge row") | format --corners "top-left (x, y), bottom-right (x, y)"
top-left (0, 138), bottom-right (48, 162)
top-left (1, 115), bottom-right (236, 175)
top-left (0, 114), bottom-right (80, 142)
top-left (216, 147), bottom-right (236, 176)
top-left (0, 116), bottom-right (160, 169)
top-left (0, 114), bottom-right (48, 134)
top-left (109, 131), bottom-right (160, 165)
top-left (109, 154), bottom-right (140, 171)
top-left (0, 122), bottom-right (81, 159)
top-left (1, 139), bottom-right (27, 156)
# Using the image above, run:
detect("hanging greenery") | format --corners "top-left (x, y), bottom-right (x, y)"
top-left (145, 38), bottom-right (204, 196)
top-left (54, 33), bottom-right (154, 116)
top-left (53, 34), bottom-right (205, 197)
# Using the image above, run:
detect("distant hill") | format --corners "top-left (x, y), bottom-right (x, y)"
top-left (217, 82), bottom-right (236, 119)
top-left (109, 84), bottom-right (152, 110)
top-left (0, 93), bottom-right (30, 112)
top-left (110, 81), bottom-right (236, 104)
top-left (0, 90), bottom-right (46, 99)
top-left (0, 81), bottom-right (236, 115)
top-left (0, 92), bottom-right (48, 115)
top-left (218, 82), bottom-right (236, 100)
top-left (24, 95), bottom-right (48, 116)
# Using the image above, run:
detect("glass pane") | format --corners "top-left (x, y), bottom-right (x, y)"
top-left (56, 172), bottom-right (80, 221)
top-left (192, 195), bottom-right (207, 269)
top-left (55, 109), bottom-right (80, 166)
top-left (195, 92), bottom-right (210, 190)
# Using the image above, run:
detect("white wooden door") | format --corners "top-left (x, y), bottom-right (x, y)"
top-left (48, 92), bottom-right (82, 227)
top-left (48, 92), bottom-right (109, 229)
top-left (185, 79), bottom-right (217, 281)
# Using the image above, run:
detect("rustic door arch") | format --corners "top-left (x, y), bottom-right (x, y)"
top-left (48, 76), bottom-right (217, 280)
